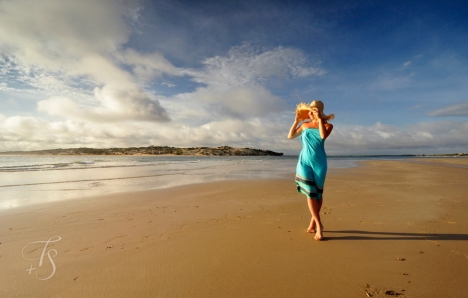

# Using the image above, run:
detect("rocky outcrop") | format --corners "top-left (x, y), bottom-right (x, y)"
top-left (1, 145), bottom-right (283, 156)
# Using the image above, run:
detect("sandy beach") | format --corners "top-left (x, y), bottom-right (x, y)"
top-left (1, 159), bottom-right (467, 297)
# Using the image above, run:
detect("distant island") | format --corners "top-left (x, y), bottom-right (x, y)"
top-left (0, 145), bottom-right (284, 156)
top-left (417, 153), bottom-right (467, 157)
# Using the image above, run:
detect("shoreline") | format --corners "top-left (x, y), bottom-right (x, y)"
top-left (2, 159), bottom-right (467, 297)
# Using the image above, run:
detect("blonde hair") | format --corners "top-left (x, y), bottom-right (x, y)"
top-left (296, 100), bottom-right (335, 121)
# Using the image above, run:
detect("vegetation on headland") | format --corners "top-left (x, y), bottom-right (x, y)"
top-left (417, 153), bottom-right (467, 157)
top-left (0, 145), bottom-right (284, 156)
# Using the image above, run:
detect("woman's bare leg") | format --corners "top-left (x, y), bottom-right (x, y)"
top-left (307, 197), bottom-right (323, 233)
top-left (307, 198), bottom-right (324, 240)
top-left (307, 216), bottom-right (315, 233)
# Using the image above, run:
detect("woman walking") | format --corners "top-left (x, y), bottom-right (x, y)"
top-left (288, 100), bottom-right (334, 241)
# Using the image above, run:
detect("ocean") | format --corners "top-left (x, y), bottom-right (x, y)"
top-left (0, 154), bottom-right (428, 210)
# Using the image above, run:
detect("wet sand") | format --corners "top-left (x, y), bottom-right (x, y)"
top-left (1, 159), bottom-right (467, 297)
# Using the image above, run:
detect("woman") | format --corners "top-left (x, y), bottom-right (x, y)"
top-left (287, 100), bottom-right (334, 241)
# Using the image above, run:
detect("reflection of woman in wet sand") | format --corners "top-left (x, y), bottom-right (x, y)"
top-left (288, 100), bottom-right (334, 241)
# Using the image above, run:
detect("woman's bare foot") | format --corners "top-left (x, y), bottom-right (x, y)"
top-left (314, 228), bottom-right (323, 241)
top-left (307, 218), bottom-right (324, 234)
top-left (307, 224), bottom-right (324, 234)
top-left (307, 218), bottom-right (316, 233)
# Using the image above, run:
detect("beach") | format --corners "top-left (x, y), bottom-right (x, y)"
top-left (1, 159), bottom-right (467, 297)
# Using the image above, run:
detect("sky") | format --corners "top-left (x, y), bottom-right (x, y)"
top-left (0, 0), bottom-right (467, 155)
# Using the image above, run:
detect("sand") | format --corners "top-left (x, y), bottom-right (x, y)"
top-left (1, 159), bottom-right (467, 297)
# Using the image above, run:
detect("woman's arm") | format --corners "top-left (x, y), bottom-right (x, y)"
top-left (288, 114), bottom-right (303, 139)
top-left (318, 118), bottom-right (333, 140)
top-left (311, 108), bottom-right (333, 139)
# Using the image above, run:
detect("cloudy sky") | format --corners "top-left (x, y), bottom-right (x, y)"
top-left (0, 0), bottom-right (467, 155)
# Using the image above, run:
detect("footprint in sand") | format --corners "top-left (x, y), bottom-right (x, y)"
top-left (105, 235), bottom-right (126, 243)
top-left (88, 182), bottom-right (104, 188)
top-left (364, 284), bottom-right (404, 297)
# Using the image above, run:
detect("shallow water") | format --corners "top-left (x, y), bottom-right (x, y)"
top-left (0, 156), bottom-right (296, 209)
top-left (1, 154), bottom-right (452, 210)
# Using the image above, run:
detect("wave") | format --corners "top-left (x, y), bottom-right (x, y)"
top-left (0, 172), bottom-right (184, 188)
top-left (0, 159), bottom-right (202, 173)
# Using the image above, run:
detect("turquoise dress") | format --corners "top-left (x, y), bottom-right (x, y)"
top-left (295, 128), bottom-right (327, 200)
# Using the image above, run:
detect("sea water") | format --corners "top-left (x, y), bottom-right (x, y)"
top-left (0, 154), bottom-right (416, 210)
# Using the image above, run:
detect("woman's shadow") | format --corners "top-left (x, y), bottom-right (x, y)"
top-left (324, 230), bottom-right (468, 241)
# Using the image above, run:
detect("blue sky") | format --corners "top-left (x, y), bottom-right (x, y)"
top-left (0, 0), bottom-right (467, 155)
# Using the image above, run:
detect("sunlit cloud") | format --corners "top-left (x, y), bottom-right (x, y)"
top-left (37, 85), bottom-right (170, 123)
top-left (185, 44), bottom-right (325, 90)
top-left (0, 0), bottom-right (174, 123)
top-left (177, 44), bottom-right (324, 119)
top-left (326, 120), bottom-right (468, 154)
top-left (428, 101), bottom-right (468, 117)
top-left (2, 107), bottom-right (468, 155)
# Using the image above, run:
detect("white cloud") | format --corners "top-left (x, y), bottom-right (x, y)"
top-left (0, 0), bottom-right (131, 66)
top-left (189, 85), bottom-right (285, 119)
top-left (0, 114), bottom-right (283, 151)
top-left (2, 108), bottom-right (468, 155)
top-left (37, 84), bottom-right (170, 122)
top-left (176, 44), bottom-right (323, 120)
top-left (115, 49), bottom-right (179, 82)
top-left (428, 101), bottom-right (468, 117)
top-left (2, 115), bottom-right (41, 137)
top-left (0, 0), bottom-right (174, 123)
top-left (325, 120), bottom-right (468, 154)
top-left (185, 44), bottom-right (325, 91)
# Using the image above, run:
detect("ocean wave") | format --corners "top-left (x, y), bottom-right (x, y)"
top-left (75, 161), bottom-right (95, 165)
top-left (0, 159), bottom-right (202, 172)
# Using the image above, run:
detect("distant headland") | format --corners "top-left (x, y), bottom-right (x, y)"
top-left (417, 153), bottom-right (467, 157)
top-left (0, 145), bottom-right (284, 156)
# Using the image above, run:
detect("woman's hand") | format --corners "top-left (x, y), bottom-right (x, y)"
top-left (289, 112), bottom-right (303, 139)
